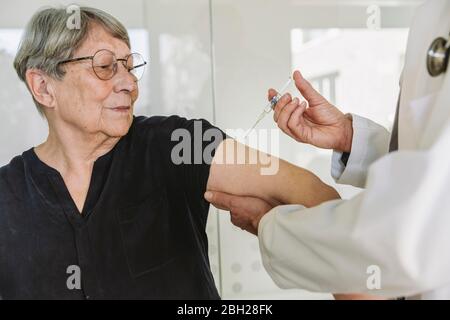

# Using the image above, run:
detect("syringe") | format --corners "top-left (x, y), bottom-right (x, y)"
top-left (243, 77), bottom-right (293, 139)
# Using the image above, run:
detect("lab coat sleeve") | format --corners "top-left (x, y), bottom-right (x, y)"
top-left (331, 114), bottom-right (391, 188)
top-left (258, 120), bottom-right (450, 298)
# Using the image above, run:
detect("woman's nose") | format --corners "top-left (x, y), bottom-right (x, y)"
top-left (114, 63), bottom-right (138, 92)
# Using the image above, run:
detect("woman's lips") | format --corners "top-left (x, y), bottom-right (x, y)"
top-left (109, 106), bottom-right (130, 112)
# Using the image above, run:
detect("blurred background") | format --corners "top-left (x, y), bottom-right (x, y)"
top-left (0, 0), bottom-right (423, 299)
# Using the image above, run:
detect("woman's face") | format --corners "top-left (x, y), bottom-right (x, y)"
top-left (51, 23), bottom-right (138, 138)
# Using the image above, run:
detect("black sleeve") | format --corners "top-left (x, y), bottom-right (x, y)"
top-left (341, 152), bottom-right (350, 166)
top-left (155, 115), bottom-right (227, 221)
top-left (175, 116), bottom-right (226, 199)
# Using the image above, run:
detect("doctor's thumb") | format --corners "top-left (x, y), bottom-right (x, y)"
top-left (204, 191), bottom-right (234, 211)
top-left (293, 70), bottom-right (325, 103)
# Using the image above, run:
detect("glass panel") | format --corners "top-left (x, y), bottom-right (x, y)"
top-left (211, 0), bottom-right (417, 299)
top-left (0, 28), bottom-right (150, 166)
top-left (0, 28), bottom-right (47, 166)
top-left (0, 1), bottom-right (221, 295)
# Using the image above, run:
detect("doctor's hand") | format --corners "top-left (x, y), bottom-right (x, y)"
top-left (204, 191), bottom-right (274, 236)
top-left (269, 70), bottom-right (353, 153)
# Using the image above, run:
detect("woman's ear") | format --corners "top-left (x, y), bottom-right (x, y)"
top-left (25, 69), bottom-right (57, 110)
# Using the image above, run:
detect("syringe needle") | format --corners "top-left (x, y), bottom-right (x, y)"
top-left (277, 77), bottom-right (293, 98)
top-left (243, 77), bottom-right (292, 139)
top-left (244, 110), bottom-right (267, 138)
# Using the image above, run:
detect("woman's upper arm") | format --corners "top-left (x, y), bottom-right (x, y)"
top-left (206, 138), bottom-right (333, 207)
top-left (206, 139), bottom-right (282, 205)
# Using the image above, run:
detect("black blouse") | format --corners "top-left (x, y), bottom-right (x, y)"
top-left (0, 115), bottom-right (225, 299)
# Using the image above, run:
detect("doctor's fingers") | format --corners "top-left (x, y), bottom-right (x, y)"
top-left (277, 98), bottom-right (301, 137)
top-left (293, 70), bottom-right (327, 105)
top-left (230, 212), bottom-right (256, 235)
top-left (286, 101), bottom-right (308, 137)
top-left (229, 213), bottom-right (247, 228)
top-left (273, 93), bottom-right (292, 122)
top-left (268, 88), bottom-right (278, 101)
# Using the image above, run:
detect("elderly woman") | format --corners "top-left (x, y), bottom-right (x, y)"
top-left (0, 7), bottom-right (339, 299)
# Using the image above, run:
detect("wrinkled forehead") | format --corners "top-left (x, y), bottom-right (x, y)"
top-left (74, 22), bottom-right (131, 59)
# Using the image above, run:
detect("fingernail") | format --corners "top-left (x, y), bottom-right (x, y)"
top-left (204, 191), bottom-right (212, 201)
top-left (270, 96), bottom-right (279, 105)
top-left (300, 101), bottom-right (307, 107)
top-left (293, 97), bottom-right (299, 104)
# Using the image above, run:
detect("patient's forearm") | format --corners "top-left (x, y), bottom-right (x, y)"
top-left (273, 159), bottom-right (340, 207)
top-left (208, 139), bottom-right (340, 208)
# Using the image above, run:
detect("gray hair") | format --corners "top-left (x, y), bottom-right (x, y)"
top-left (13, 6), bottom-right (130, 115)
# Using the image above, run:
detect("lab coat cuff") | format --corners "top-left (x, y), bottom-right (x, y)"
top-left (331, 150), bottom-right (347, 181)
top-left (332, 114), bottom-right (386, 188)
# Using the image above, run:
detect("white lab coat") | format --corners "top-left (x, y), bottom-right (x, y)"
top-left (258, 0), bottom-right (450, 299)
